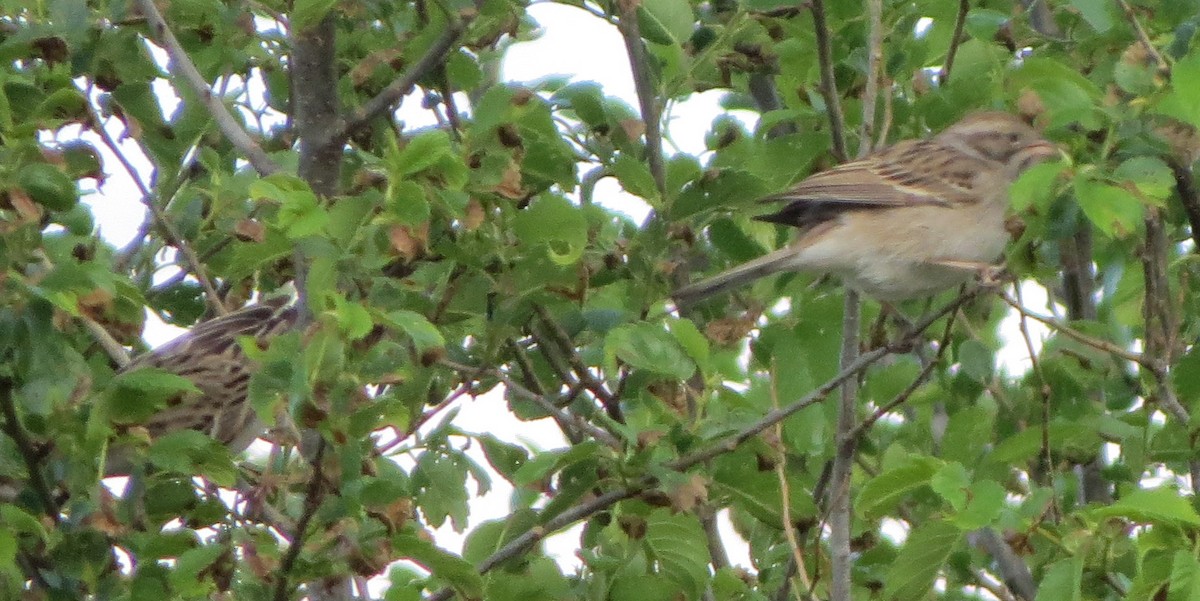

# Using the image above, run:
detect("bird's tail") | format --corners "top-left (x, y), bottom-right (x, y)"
top-left (672, 246), bottom-right (799, 309)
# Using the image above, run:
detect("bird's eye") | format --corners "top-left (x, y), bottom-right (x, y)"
top-left (1006, 132), bottom-right (1020, 143)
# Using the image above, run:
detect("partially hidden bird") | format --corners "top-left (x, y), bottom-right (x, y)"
top-left (105, 297), bottom-right (297, 476)
top-left (672, 111), bottom-right (1060, 308)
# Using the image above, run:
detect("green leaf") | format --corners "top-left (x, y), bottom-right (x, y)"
top-left (291, 0), bottom-right (337, 31)
top-left (858, 456), bottom-right (941, 520)
top-left (169, 545), bottom-right (225, 595)
top-left (964, 9), bottom-right (1010, 40)
top-left (1009, 161), bottom-right (1067, 213)
top-left (18, 162), bottom-right (77, 211)
top-left (882, 520), bottom-right (961, 601)
top-left (952, 479), bottom-right (1007, 529)
top-left (1113, 156), bottom-right (1174, 204)
top-left (388, 180), bottom-right (432, 225)
top-left (1090, 486), bottom-right (1200, 526)
top-left (1073, 175), bottom-right (1143, 237)
top-left (1070, 0), bottom-right (1114, 32)
top-left (956, 339), bottom-right (993, 383)
top-left (1157, 51), bottom-right (1200, 128)
top-left (667, 318), bottom-right (710, 374)
top-left (1167, 551), bottom-right (1200, 601)
top-left (644, 510), bottom-right (709, 600)
top-left (148, 430), bottom-right (237, 486)
top-left (605, 322), bottom-right (696, 379)
top-left (611, 153), bottom-right (661, 203)
top-left (395, 130), bottom-right (455, 178)
top-left (105, 368), bottom-right (201, 424)
top-left (638, 0), bottom-right (695, 45)
top-left (378, 309), bottom-right (445, 352)
top-left (1034, 556), bottom-right (1083, 601)
top-left (331, 297), bottom-right (374, 340)
top-left (514, 194), bottom-right (588, 265)
top-left (929, 462), bottom-right (970, 510)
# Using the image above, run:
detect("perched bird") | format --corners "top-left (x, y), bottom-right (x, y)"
top-left (673, 112), bottom-right (1060, 308)
top-left (105, 298), bottom-right (298, 476)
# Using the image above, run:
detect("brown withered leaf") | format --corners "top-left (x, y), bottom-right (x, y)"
top-left (233, 218), bottom-right (265, 243)
top-left (648, 380), bottom-right (689, 416)
top-left (77, 287), bottom-right (114, 321)
top-left (493, 160), bottom-right (526, 200)
top-left (619, 118), bottom-right (646, 141)
top-left (463, 198), bottom-right (485, 231)
top-left (388, 222), bottom-right (429, 259)
top-left (7, 189), bottom-right (44, 224)
top-left (1016, 88), bottom-right (1046, 123)
top-left (1155, 117), bottom-right (1200, 165)
top-left (667, 474), bottom-right (709, 513)
top-left (350, 48), bottom-right (404, 86)
top-left (704, 311), bottom-right (760, 346)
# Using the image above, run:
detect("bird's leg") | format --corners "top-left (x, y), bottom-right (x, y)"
top-left (931, 259), bottom-right (1010, 292)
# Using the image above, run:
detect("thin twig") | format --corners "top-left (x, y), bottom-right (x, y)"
top-left (1114, 0), bottom-right (1167, 70)
top-left (1167, 158), bottom-right (1200, 253)
top-left (534, 306), bottom-right (622, 421)
top-left (971, 529), bottom-right (1036, 600)
top-left (671, 291), bottom-right (976, 473)
top-left (828, 290), bottom-right (859, 601)
top-left (439, 359), bottom-right (624, 449)
top-left (770, 361), bottom-right (817, 601)
top-left (84, 102), bottom-right (228, 316)
top-left (810, 0), bottom-right (848, 161)
top-left (0, 378), bottom-right (61, 521)
top-left (334, 0), bottom-right (486, 143)
top-left (857, 0), bottom-right (883, 158)
top-left (998, 293), bottom-right (1147, 366)
top-left (131, 0), bottom-right (280, 176)
top-left (940, 0), bottom-right (970, 84)
top-left (1011, 284), bottom-right (1052, 483)
top-left (615, 0), bottom-right (666, 197)
top-left (272, 440), bottom-right (327, 601)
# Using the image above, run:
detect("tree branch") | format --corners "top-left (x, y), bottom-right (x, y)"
top-left (940, 0), bottom-right (969, 85)
top-left (439, 359), bottom-right (624, 449)
top-left (85, 101), bottom-right (228, 317)
top-left (810, 0), bottom-right (848, 161)
top-left (0, 377), bottom-right (60, 521)
top-left (615, 0), bottom-right (667, 197)
top-left (272, 440), bottom-right (327, 601)
top-left (334, 0), bottom-right (485, 144)
top-left (131, 0), bottom-right (281, 177)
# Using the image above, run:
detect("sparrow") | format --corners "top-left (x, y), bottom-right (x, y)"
top-left (672, 112), bottom-right (1060, 308)
top-left (105, 297), bottom-right (297, 476)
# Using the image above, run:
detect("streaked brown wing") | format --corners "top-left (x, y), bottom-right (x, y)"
top-left (122, 299), bottom-right (297, 446)
top-left (755, 139), bottom-right (984, 229)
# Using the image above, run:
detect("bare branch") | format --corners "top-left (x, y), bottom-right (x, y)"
top-left (940, 0), bottom-right (969, 85)
top-left (1168, 158), bottom-right (1200, 252)
top-left (810, 0), bottom-right (848, 161)
top-left (439, 359), bottom-right (624, 449)
top-left (0, 377), bottom-right (61, 521)
top-left (615, 0), bottom-right (666, 197)
top-left (273, 440), bottom-right (327, 601)
top-left (857, 0), bottom-right (884, 157)
top-left (1114, 0), bottom-right (1167, 70)
top-left (335, 0), bottom-right (486, 143)
top-left (85, 102), bottom-right (228, 317)
top-left (131, 0), bottom-right (281, 177)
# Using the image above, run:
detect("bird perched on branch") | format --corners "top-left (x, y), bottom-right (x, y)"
top-left (673, 112), bottom-right (1060, 308)
top-left (105, 297), bottom-right (298, 476)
